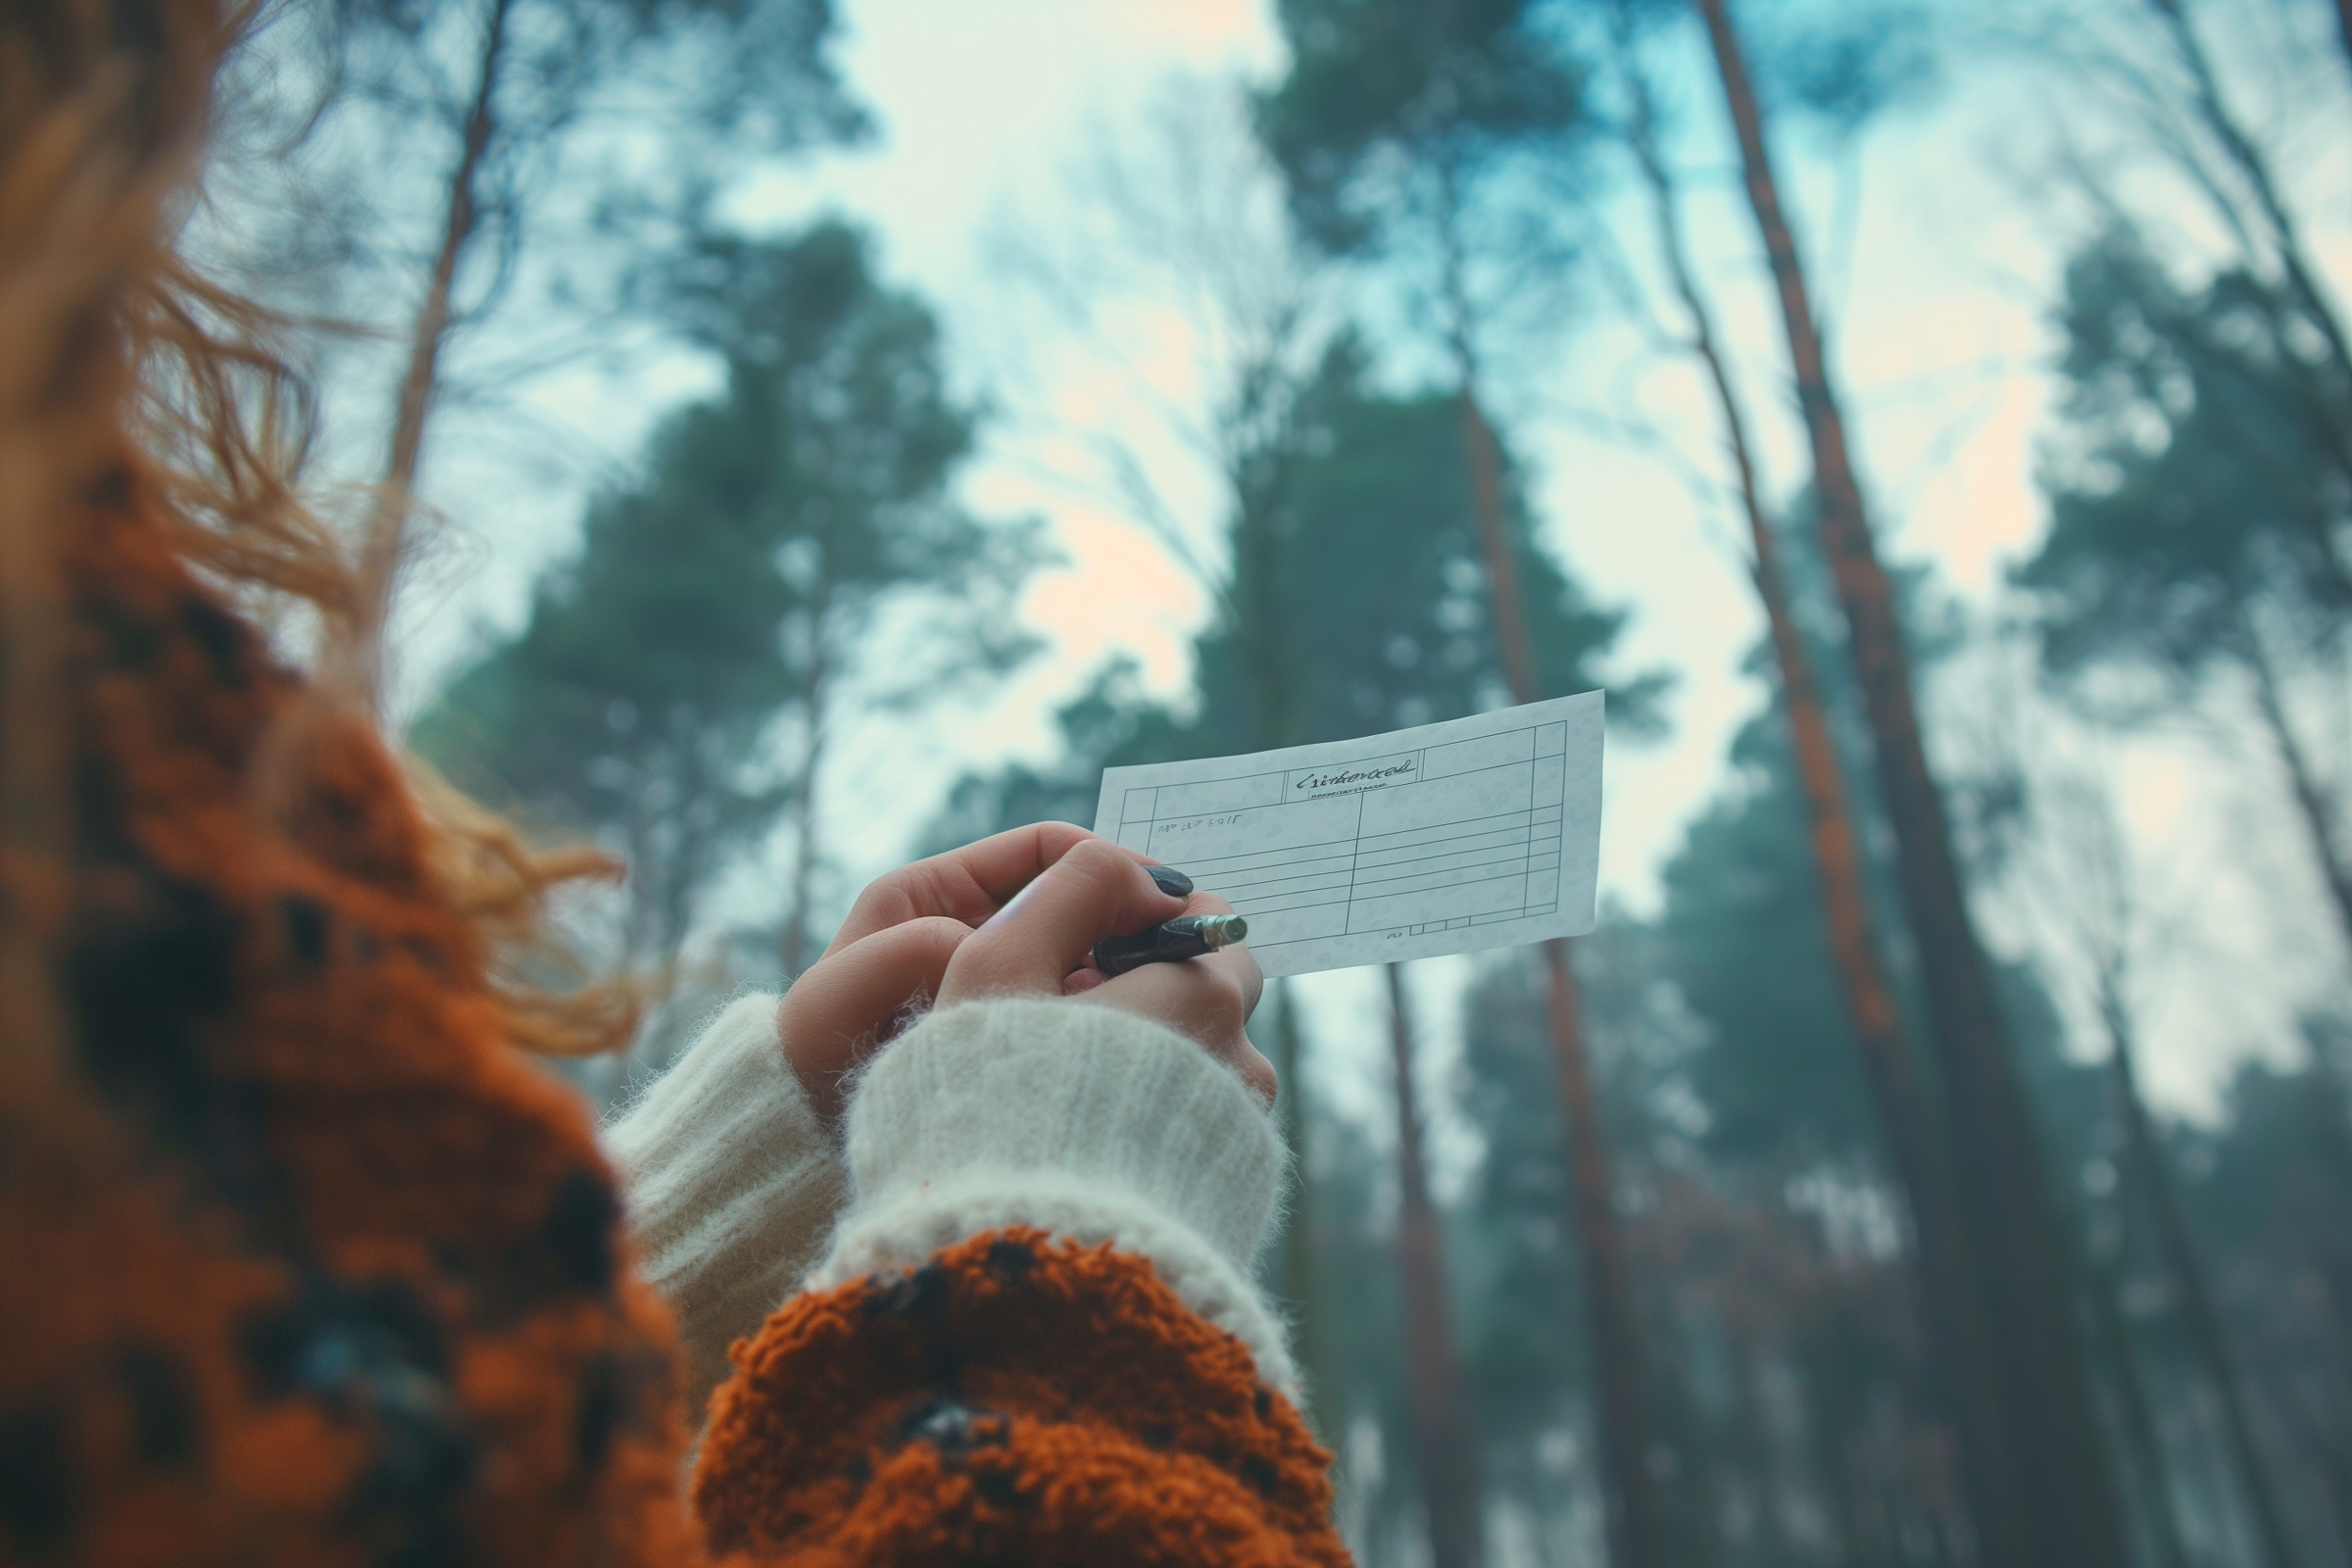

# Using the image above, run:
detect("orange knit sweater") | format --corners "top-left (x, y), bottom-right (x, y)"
top-left (0, 479), bottom-right (1348, 1566)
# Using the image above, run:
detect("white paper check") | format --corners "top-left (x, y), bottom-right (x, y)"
top-left (1092, 692), bottom-right (1603, 977)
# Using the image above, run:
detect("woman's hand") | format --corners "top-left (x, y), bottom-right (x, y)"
top-left (776, 822), bottom-right (1096, 1118)
top-left (777, 825), bottom-right (1272, 1117)
top-left (935, 837), bottom-right (1274, 1106)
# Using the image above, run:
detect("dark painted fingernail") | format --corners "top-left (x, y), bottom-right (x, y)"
top-left (1147, 864), bottom-right (1194, 898)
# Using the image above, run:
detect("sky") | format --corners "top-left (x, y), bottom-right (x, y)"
top-left (386, 0), bottom-right (2352, 1125)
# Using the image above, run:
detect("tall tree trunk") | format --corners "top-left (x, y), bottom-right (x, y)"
top-left (1459, 387), bottom-right (1666, 1568)
top-left (2273, 1391), bottom-right (2352, 1561)
top-left (1459, 396), bottom-right (1541, 708)
top-left (2084, 1241), bottom-right (2195, 1568)
top-left (362, 0), bottom-right (511, 696)
top-left (1690, 6), bottom-right (2129, 1567)
top-left (620, 783), bottom-right (656, 967)
top-left (1542, 936), bottom-right (1668, 1568)
top-left (2101, 983), bottom-right (2301, 1568)
top-left (1793, 1335), bottom-right (1881, 1568)
top-left (1387, 963), bottom-right (1484, 1568)
top-left (1267, 980), bottom-right (1322, 1423)
top-left (781, 602), bottom-right (830, 979)
top-left (2241, 625), bottom-right (2352, 954)
top-left (1232, 460), bottom-right (1320, 1419)
top-left (1233, 457), bottom-right (1303, 758)
top-left (1731, 1339), bottom-right (1806, 1566)
top-left (662, 730), bottom-right (710, 967)
top-left (1615, 47), bottom-right (2032, 1565)
top-left (1436, 146), bottom-right (1659, 1564)
top-left (781, 724), bottom-right (822, 979)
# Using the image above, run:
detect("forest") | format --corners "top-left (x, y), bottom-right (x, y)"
top-left (204, 0), bottom-right (2352, 1563)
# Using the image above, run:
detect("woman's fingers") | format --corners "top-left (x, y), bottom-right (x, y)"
top-left (825, 823), bottom-right (1094, 954)
top-left (938, 837), bottom-right (1183, 1001)
top-left (1076, 891), bottom-right (1271, 1104)
top-left (823, 837), bottom-right (1268, 1108)
top-left (778, 914), bottom-right (970, 1119)
top-left (824, 823), bottom-right (1161, 956)
top-left (1083, 950), bottom-right (1273, 1106)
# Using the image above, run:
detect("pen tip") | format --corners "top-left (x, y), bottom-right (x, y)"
top-left (1200, 913), bottom-right (1247, 947)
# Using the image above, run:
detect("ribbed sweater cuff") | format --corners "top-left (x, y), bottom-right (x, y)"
top-left (604, 993), bottom-right (847, 1417)
top-left (808, 998), bottom-right (1296, 1396)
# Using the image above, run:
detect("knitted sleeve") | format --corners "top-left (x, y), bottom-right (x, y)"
top-left (32, 483), bottom-right (1344, 1564)
top-left (603, 994), bottom-right (847, 1418)
top-left (690, 999), bottom-right (1349, 1564)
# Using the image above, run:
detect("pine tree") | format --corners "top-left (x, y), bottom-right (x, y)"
top-left (1258, 10), bottom-right (1671, 1558)
top-left (2022, 231), bottom-right (2352, 951)
top-left (418, 221), bottom-right (1041, 988)
top-left (316, 0), bottom-right (865, 702)
top-left (1692, 5), bottom-right (2129, 1562)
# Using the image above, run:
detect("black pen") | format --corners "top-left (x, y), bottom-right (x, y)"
top-left (1093, 913), bottom-right (1250, 977)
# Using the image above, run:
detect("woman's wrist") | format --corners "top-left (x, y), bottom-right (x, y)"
top-left (809, 995), bottom-right (1297, 1396)
top-left (604, 993), bottom-right (851, 1414)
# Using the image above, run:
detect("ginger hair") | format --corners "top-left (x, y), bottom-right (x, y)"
top-left (0, 0), bottom-right (639, 1082)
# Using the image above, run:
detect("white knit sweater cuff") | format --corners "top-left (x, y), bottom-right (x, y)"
top-left (604, 993), bottom-right (848, 1414)
top-left (808, 997), bottom-right (1296, 1396)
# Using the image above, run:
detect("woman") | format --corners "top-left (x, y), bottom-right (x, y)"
top-left (0, 2), bottom-right (1346, 1561)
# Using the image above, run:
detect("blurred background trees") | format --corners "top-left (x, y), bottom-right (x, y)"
top-left (416, 220), bottom-right (1043, 1063)
top-left (207, 0), bottom-right (2352, 1561)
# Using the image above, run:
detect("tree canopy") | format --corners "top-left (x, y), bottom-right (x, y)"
top-left (933, 339), bottom-right (1661, 847)
top-left (2021, 229), bottom-right (2352, 691)
top-left (419, 220), bottom-right (1040, 966)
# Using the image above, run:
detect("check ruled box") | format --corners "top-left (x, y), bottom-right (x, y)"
top-left (1095, 692), bottom-right (1604, 978)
